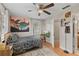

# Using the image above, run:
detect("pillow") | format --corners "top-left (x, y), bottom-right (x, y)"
top-left (6, 35), bottom-right (12, 45)
top-left (6, 34), bottom-right (19, 44)
top-left (12, 34), bottom-right (19, 41)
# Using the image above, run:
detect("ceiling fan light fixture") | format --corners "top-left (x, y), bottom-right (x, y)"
top-left (38, 9), bottom-right (43, 13)
top-left (33, 3), bottom-right (54, 16)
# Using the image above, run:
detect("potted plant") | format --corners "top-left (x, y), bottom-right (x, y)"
top-left (44, 32), bottom-right (50, 42)
top-left (45, 32), bottom-right (50, 38)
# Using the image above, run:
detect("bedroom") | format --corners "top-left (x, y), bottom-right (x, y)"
top-left (0, 3), bottom-right (79, 56)
top-left (0, 3), bottom-right (55, 56)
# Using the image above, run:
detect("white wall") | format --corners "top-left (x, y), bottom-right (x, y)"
top-left (2, 10), bottom-right (9, 34)
top-left (0, 4), bottom-right (9, 41)
top-left (50, 19), bottom-right (54, 47)
top-left (0, 4), bottom-right (4, 39)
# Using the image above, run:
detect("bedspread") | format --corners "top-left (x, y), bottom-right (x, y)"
top-left (6, 34), bottom-right (42, 55)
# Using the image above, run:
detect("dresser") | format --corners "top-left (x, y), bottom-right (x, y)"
top-left (40, 34), bottom-right (46, 44)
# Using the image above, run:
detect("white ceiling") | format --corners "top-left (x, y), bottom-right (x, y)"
top-left (3, 3), bottom-right (79, 20)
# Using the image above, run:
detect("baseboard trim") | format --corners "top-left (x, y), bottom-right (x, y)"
top-left (45, 41), bottom-right (54, 48)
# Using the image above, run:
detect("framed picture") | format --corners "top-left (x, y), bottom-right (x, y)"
top-left (65, 11), bottom-right (71, 18)
top-left (10, 17), bottom-right (29, 32)
top-left (65, 26), bottom-right (70, 33)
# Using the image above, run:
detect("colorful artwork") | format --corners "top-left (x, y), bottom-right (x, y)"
top-left (10, 16), bottom-right (29, 32)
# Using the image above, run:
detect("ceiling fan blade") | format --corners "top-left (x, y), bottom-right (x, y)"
top-left (62, 5), bottom-right (70, 10)
top-left (43, 10), bottom-right (51, 15)
top-left (43, 3), bottom-right (54, 9)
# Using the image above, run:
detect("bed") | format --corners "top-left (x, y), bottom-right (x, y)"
top-left (6, 34), bottom-right (42, 55)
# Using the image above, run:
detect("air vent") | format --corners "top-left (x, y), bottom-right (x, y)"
top-left (28, 10), bottom-right (32, 12)
top-left (62, 5), bottom-right (70, 10)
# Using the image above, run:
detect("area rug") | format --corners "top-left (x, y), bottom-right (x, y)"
top-left (18, 48), bottom-right (58, 56)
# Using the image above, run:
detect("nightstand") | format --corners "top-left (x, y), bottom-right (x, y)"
top-left (7, 45), bottom-right (13, 56)
top-left (0, 43), bottom-right (13, 56)
top-left (40, 34), bottom-right (46, 44)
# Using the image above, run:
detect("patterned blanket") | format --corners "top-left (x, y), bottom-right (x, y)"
top-left (6, 34), bottom-right (42, 55)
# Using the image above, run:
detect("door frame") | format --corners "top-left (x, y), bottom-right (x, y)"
top-left (54, 20), bottom-right (60, 48)
top-left (73, 16), bottom-right (79, 54)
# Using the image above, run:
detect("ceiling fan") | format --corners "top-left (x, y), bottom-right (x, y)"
top-left (33, 3), bottom-right (54, 16)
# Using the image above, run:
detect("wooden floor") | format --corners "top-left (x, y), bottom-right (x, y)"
top-left (44, 41), bottom-right (79, 56)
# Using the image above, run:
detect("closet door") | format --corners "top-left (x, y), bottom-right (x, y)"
top-left (65, 21), bottom-right (73, 53)
top-left (60, 26), bottom-right (65, 50)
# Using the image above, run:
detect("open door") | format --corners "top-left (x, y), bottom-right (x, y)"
top-left (54, 20), bottom-right (60, 48)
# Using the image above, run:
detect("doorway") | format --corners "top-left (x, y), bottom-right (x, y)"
top-left (54, 20), bottom-right (60, 48)
top-left (72, 16), bottom-right (79, 54)
top-left (74, 18), bottom-right (79, 54)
